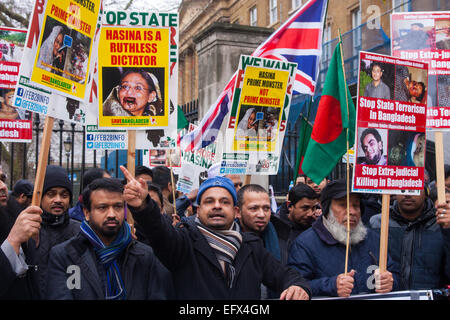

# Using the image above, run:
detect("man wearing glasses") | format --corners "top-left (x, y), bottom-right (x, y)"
top-left (103, 68), bottom-right (163, 117)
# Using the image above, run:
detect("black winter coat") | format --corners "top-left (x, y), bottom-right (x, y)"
top-left (129, 196), bottom-right (311, 300)
top-left (46, 232), bottom-right (174, 299)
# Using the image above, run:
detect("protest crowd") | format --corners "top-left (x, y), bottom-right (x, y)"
top-left (0, 0), bottom-right (450, 303)
top-left (0, 161), bottom-right (449, 300)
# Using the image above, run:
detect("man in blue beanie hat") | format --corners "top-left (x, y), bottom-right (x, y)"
top-left (121, 166), bottom-right (311, 300)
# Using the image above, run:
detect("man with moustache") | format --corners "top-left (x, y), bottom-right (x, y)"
top-left (34, 165), bottom-right (81, 298)
top-left (0, 166), bottom-right (78, 299)
top-left (273, 184), bottom-right (321, 264)
top-left (288, 179), bottom-right (400, 297)
top-left (46, 178), bottom-right (172, 299)
top-left (370, 188), bottom-right (450, 290)
top-left (122, 167), bottom-right (311, 300)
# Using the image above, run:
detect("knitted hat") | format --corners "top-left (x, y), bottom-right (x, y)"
top-left (197, 176), bottom-right (237, 206)
top-left (42, 165), bottom-right (73, 200)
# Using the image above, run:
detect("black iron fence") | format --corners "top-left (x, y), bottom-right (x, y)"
top-left (1, 98), bottom-right (351, 200)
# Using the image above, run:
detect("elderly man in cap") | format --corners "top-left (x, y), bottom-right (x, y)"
top-left (121, 166), bottom-right (311, 300)
top-left (288, 179), bottom-right (400, 298)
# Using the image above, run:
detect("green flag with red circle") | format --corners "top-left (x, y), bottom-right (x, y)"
top-left (301, 41), bottom-right (355, 184)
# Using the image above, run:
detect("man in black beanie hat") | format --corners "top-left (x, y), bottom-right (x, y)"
top-left (0, 165), bottom-right (80, 299)
top-left (35, 165), bottom-right (81, 298)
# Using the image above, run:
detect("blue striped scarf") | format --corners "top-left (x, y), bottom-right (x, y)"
top-left (195, 217), bottom-right (242, 288)
top-left (80, 220), bottom-right (132, 300)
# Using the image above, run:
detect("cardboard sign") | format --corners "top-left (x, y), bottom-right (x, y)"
top-left (85, 124), bottom-right (127, 150)
top-left (0, 27), bottom-right (27, 89)
top-left (96, 10), bottom-right (178, 134)
top-left (30, 0), bottom-right (101, 100)
top-left (352, 52), bottom-right (428, 194)
top-left (391, 12), bottom-right (450, 131)
top-left (222, 55), bottom-right (296, 175)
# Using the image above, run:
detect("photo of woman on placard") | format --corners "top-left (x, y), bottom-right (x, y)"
top-left (235, 107), bottom-right (259, 140)
top-left (37, 19), bottom-right (69, 76)
top-left (103, 68), bottom-right (164, 117)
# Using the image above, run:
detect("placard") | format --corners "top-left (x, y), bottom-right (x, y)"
top-left (221, 55), bottom-right (296, 175)
top-left (0, 27), bottom-right (27, 89)
top-left (30, 0), bottom-right (102, 100)
top-left (352, 52), bottom-right (428, 194)
top-left (391, 12), bottom-right (450, 131)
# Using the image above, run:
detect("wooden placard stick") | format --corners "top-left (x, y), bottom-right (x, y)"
top-left (244, 175), bottom-right (251, 186)
top-left (435, 132), bottom-right (445, 204)
top-left (31, 116), bottom-right (55, 246)
top-left (379, 193), bottom-right (390, 272)
top-left (31, 116), bottom-right (54, 207)
top-left (126, 130), bottom-right (136, 227)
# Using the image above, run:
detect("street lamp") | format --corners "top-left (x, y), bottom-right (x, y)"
top-left (63, 135), bottom-right (72, 173)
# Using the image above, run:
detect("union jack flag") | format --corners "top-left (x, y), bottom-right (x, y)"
top-left (180, 0), bottom-right (328, 152)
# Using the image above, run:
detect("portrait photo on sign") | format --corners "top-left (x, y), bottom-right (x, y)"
top-left (435, 19), bottom-right (450, 50)
top-left (0, 88), bottom-right (31, 120)
top-left (357, 127), bottom-right (388, 165)
top-left (394, 64), bottom-right (429, 105)
top-left (235, 105), bottom-right (280, 141)
top-left (37, 16), bottom-right (91, 82)
top-left (392, 19), bottom-right (434, 51)
top-left (359, 60), bottom-right (394, 100)
top-left (387, 130), bottom-right (425, 167)
top-left (102, 67), bottom-right (165, 117)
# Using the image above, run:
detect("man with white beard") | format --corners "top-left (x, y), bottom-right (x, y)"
top-left (288, 179), bottom-right (400, 298)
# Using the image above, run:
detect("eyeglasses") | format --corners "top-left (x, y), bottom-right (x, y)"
top-left (117, 84), bottom-right (150, 94)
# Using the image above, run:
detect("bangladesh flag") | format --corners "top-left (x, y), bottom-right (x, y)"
top-left (177, 105), bottom-right (189, 132)
top-left (301, 41), bottom-right (355, 184)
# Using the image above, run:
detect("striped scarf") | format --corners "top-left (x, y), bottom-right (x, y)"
top-left (80, 220), bottom-right (132, 300)
top-left (195, 217), bottom-right (242, 288)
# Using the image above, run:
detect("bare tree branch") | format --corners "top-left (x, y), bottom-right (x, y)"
top-left (0, 12), bottom-right (14, 27)
top-left (0, 3), bottom-right (29, 28)
top-left (124, 0), bottom-right (134, 10)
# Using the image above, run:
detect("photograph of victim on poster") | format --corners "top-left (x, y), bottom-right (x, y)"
top-left (36, 16), bottom-right (91, 83)
top-left (392, 19), bottom-right (434, 51)
top-left (0, 88), bottom-right (31, 120)
top-left (234, 105), bottom-right (280, 142)
top-left (357, 127), bottom-right (388, 165)
top-left (387, 130), bottom-right (426, 167)
top-left (359, 60), bottom-right (394, 100)
top-left (0, 30), bottom-right (24, 63)
top-left (102, 67), bottom-right (165, 117)
top-left (149, 149), bottom-right (181, 168)
top-left (394, 64), bottom-right (429, 105)
top-left (435, 18), bottom-right (450, 50)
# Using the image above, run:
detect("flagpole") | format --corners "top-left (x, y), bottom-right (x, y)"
top-left (338, 29), bottom-right (351, 276)
top-left (295, 96), bottom-right (313, 181)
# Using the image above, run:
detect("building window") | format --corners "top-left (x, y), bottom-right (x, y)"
top-left (393, 0), bottom-right (410, 12)
top-left (292, 0), bottom-right (302, 10)
top-left (270, 0), bottom-right (278, 25)
top-left (250, 6), bottom-right (257, 26)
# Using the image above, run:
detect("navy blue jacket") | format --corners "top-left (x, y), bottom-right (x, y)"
top-left (129, 195), bottom-right (311, 300)
top-left (288, 216), bottom-right (400, 297)
top-left (370, 198), bottom-right (450, 290)
top-left (46, 232), bottom-right (174, 300)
